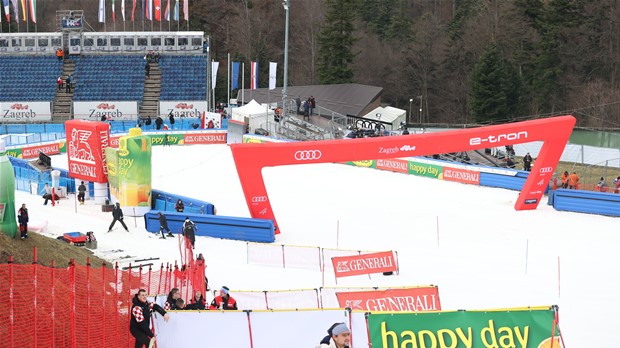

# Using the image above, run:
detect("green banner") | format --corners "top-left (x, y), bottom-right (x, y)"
top-left (346, 160), bottom-right (376, 168)
top-left (105, 146), bottom-right (119, 200)
top-left (368, 308), bottom-right (558, 348)
top-left (148, 133), bottom-right (183, 146)
top-left (408, 161), bottom-right (443, 179)
top-left (5, 148), bottom-right (22, 158)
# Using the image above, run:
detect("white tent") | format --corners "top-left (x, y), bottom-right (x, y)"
top-left (362, 106), bottom-right (406, 130)
top-left (231, 99), bottom-right (275, 133)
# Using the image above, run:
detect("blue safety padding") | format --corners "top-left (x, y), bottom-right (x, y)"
top-left (553, 189), bottom-right (620, 217)
top-left (151, 189), bottom-right (215, 215)
top-left (144, 211), bottom-right (275, 243)
top-left (154, 199), bottom-right (167, 211)
top-left (547, 190), bottom-right (555, 205)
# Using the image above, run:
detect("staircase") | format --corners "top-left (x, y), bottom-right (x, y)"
top-left (52, 59), bottom-right (75, 122)
top-left (140, 61), bottom-right (161, 117)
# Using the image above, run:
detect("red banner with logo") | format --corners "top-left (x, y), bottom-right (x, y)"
top-left (336, 287), bottom-right (441, 312)
top-left (183, 133), bottom-right (227, 145)
top-left (332, 251), bottom-right (396, 278)
top-left (65, 120), bottom-right (111, 183)
top-left (21, 143), bottom-right (60, 159)
top-left (442, 167), bottom-right (480, 185)
top-left (376, 158), bottom-right (408, 173)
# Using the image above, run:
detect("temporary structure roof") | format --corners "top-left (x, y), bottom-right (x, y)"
top-left (362, 106), bottom-right (406, 130)
top-left (231, 99), bottom-right (274, 122)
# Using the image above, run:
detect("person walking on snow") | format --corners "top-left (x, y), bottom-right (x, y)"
top-left (108, 202), bottom-right (129, 232)
top-left (17, 203), bottom-right (29, 240)
top-left (158, 212), bottom-right (173, 239)
top-left (182, 217), bottom-right (197, 249)
top-left (77, 181), bottom-right (87, 204)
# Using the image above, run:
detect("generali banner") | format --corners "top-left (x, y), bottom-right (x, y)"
top-left (65, 120), bottom-right (110, 183)
top-left (332, 251), bottom-right (397, 278)
top-left (159, 101), bottom-right (207, 118)
top-left (443, 167), bottom-right (481, 185)
top-left (21, 142), bottom-right (63, 159)
top-left (0, 102), bottom-right (52, 122)
top-left (336, 287), bottom-right (441, 312)
top-left (73, 101), bottom-right (138, 121)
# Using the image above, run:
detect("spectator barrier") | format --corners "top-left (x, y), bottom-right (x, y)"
top-left (0, 254), bottom-right (200, 348)
top-left (152, 189), bottom-right (216, 215)
top-left (550, 189), bottom-right (620, 217)
top-left (144, 211), bottom-right (275, 243)
top-left (246, 242), bottom-right (399, 273)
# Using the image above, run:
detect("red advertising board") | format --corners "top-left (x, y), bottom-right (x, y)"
top-left (332, 251), bottom-right (397, 278)
top-left (65, 120), bottom-right (110, 183)
top-left (21, 143), bottom-right (60, 159)
top-left (183, 132), bottom-right (227, 145)
top-left (376, 158), bottom-right (408, 173)
top-left (442, 167), bottom-right (481, 185)
top-left (336, 287), bottom-right (441, 312)
top-left (109, 136), bottom-right (121, 148)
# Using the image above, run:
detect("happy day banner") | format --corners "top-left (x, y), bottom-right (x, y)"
top-left (368, 307), bottom-right (560, 348)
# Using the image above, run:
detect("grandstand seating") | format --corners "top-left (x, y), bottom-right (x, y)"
top-left (159, 55), bottom-right (207, 100)
top-left (0, 56), bottom-right (62, 101)
top-left (72, 55), bottom-right (146, 101)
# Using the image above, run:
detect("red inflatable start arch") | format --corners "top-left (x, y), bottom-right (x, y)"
top-left (230, 116), bottom-right (576, 234)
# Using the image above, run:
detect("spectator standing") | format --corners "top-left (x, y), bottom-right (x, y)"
top-left (175, 199), bottom-right (184, 213)
top-left (568, 172), bottom-right (580, 189)
top-left (186, 290), bottom-right (206, 310)
top-left (57, 76), bottom-right (64, 91)
top-left (182, 217), bottom-right (197, 249)
top-left (209, 286), bottom-right (238, 310)
top-left (65, 74), bottom-right (73, 93)
top-left (523, 152), bottom-right (532, 171)
top-left (108, 202), bottom-right (129, 232)
top-left (612, 176), bottom-right (620, 193)
top-left (145, 63), bottom-right (150, 78)
top-left (164, 288), bottom-right (181, 310)
top-left (295, 96), bottom-right (301, 114)
top-left (157, 212), bottom-right (173, 239)
top-left (309, 96), bottom-right (316, 115)
top-left (56, 48), bottom-right (63, 61)
top-left (317, 323), bottom-right (351, 348)
top-left (303, 100), bottom-right (310, 120)
top-left (17, 203), bottom-right (28, 240)
top-left (155, 116), bottom-right (163, 130)
top-left (597, 177), bottom-right (609, 192)
top-left (168, 111), bottom-right (175, 129)
top-left (77, 181), bottom-right (87, 204)
top-left (561, 171), bottom-right (569, 189)
top-left (130, 289), bottom-right (169, 348)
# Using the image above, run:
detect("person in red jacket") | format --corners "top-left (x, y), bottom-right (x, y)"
top-left (209, 286), bottom-right (237, 310)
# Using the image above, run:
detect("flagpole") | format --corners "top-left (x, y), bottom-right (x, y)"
top-left (211, 59), bottom-right (215, 111)
top-left (227, 52), bottom-right (230, 114)
top-left (241, 62), bottom-right (245, 105)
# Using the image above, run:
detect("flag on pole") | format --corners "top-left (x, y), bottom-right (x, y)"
top-left (121, 0), bottom-right (125, 21)
top-left (10, 0), bottom-right (18, 22)
top-left (27, 0), bottom-right (34, 23)
top-left (145, 0), bottom-right (152, 20)
top-left (211, 61), bottom-right (219, 89)
top-left (131, 0), bottom-right (137, 21)
top-left (98, 0), bottom-right (105, 22)
top-left (19, 0), bottom-right (26, 22)
top-left (111, 0), bottom-right (115, 22)
top-left (3, 0), bottom-right (10, 22)
top-left (269, 62), bottom-right (277, 90)
top-left (173, 0), bottom-right (179, 21)
top-left (232, 62), bottom-right (240, 90)
top-left (183, 0), bottom-right (188, 21)
top-left (164, 0), bottom-right (170, 21)
top-left (250, 61), bottom-right (258, 90)
top-left (154, 0), bottom-right (161, 21)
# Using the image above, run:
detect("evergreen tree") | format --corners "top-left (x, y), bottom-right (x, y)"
top-left (317, 0), bottom-right (357, 84)
top-left (469, 43), bottom-right (523, 123)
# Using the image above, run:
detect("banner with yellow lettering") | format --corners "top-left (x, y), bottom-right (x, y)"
top-left (368, 307), bottom-right (560, 348)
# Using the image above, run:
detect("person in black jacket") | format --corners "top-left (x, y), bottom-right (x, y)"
top-left (130, 289), bottom-right (169, 348)
top-left (164, 288), bottom-right (181, 310)
top-left (155, 116), bottom-right (163, 130)
top-left (108, 202), bottom-right (129, 232)
top-left (185, 290), bottom-right (206, 310)
top-left (182, 217), bottom-right (196, 249)
top-left (157, 212), bottom-right (172, 239)
top-left (168, 111), bottom-right (175, 129)
top-left (17, 203), bottom-right (28, 240)
top-left (175, 199), bottom-right (184, 213)
top-left (77, 181), bottom-right (87, 204)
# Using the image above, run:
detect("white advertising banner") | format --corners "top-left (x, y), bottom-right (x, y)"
top-left (73, 101), bottom-right (138, 121)
top-left (159, 101), bottom-right (207, 118)
top-left (0, 102), bottom-right (52, 122)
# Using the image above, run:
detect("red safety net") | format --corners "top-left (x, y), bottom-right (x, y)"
top-left (0, 238), bottom-right (205, 348)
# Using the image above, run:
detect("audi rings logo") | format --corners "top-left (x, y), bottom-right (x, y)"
top-left (294, 150), bottom-right (322, 161)
top-left (252, 196), bottom-right (267, 203)
top-left (539, 167), bottom-right (553, 174)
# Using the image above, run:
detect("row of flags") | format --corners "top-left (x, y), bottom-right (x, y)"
top-left (211, 61), bottom-right (278, 91)
top-left (0, 0), bottom-right (37, 24)
top-left (98, 0), bottom-right (189, 23)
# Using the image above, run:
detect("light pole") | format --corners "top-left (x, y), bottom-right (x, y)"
top-left (408, 98), bottom-right (413, 125)
top-left (282, 0), bottom-right (290, 118)
top-left (417, 95), bottom-right (423, 124)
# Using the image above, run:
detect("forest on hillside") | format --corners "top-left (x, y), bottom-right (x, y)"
top-left (2, 0), bottom-right (620, 128)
